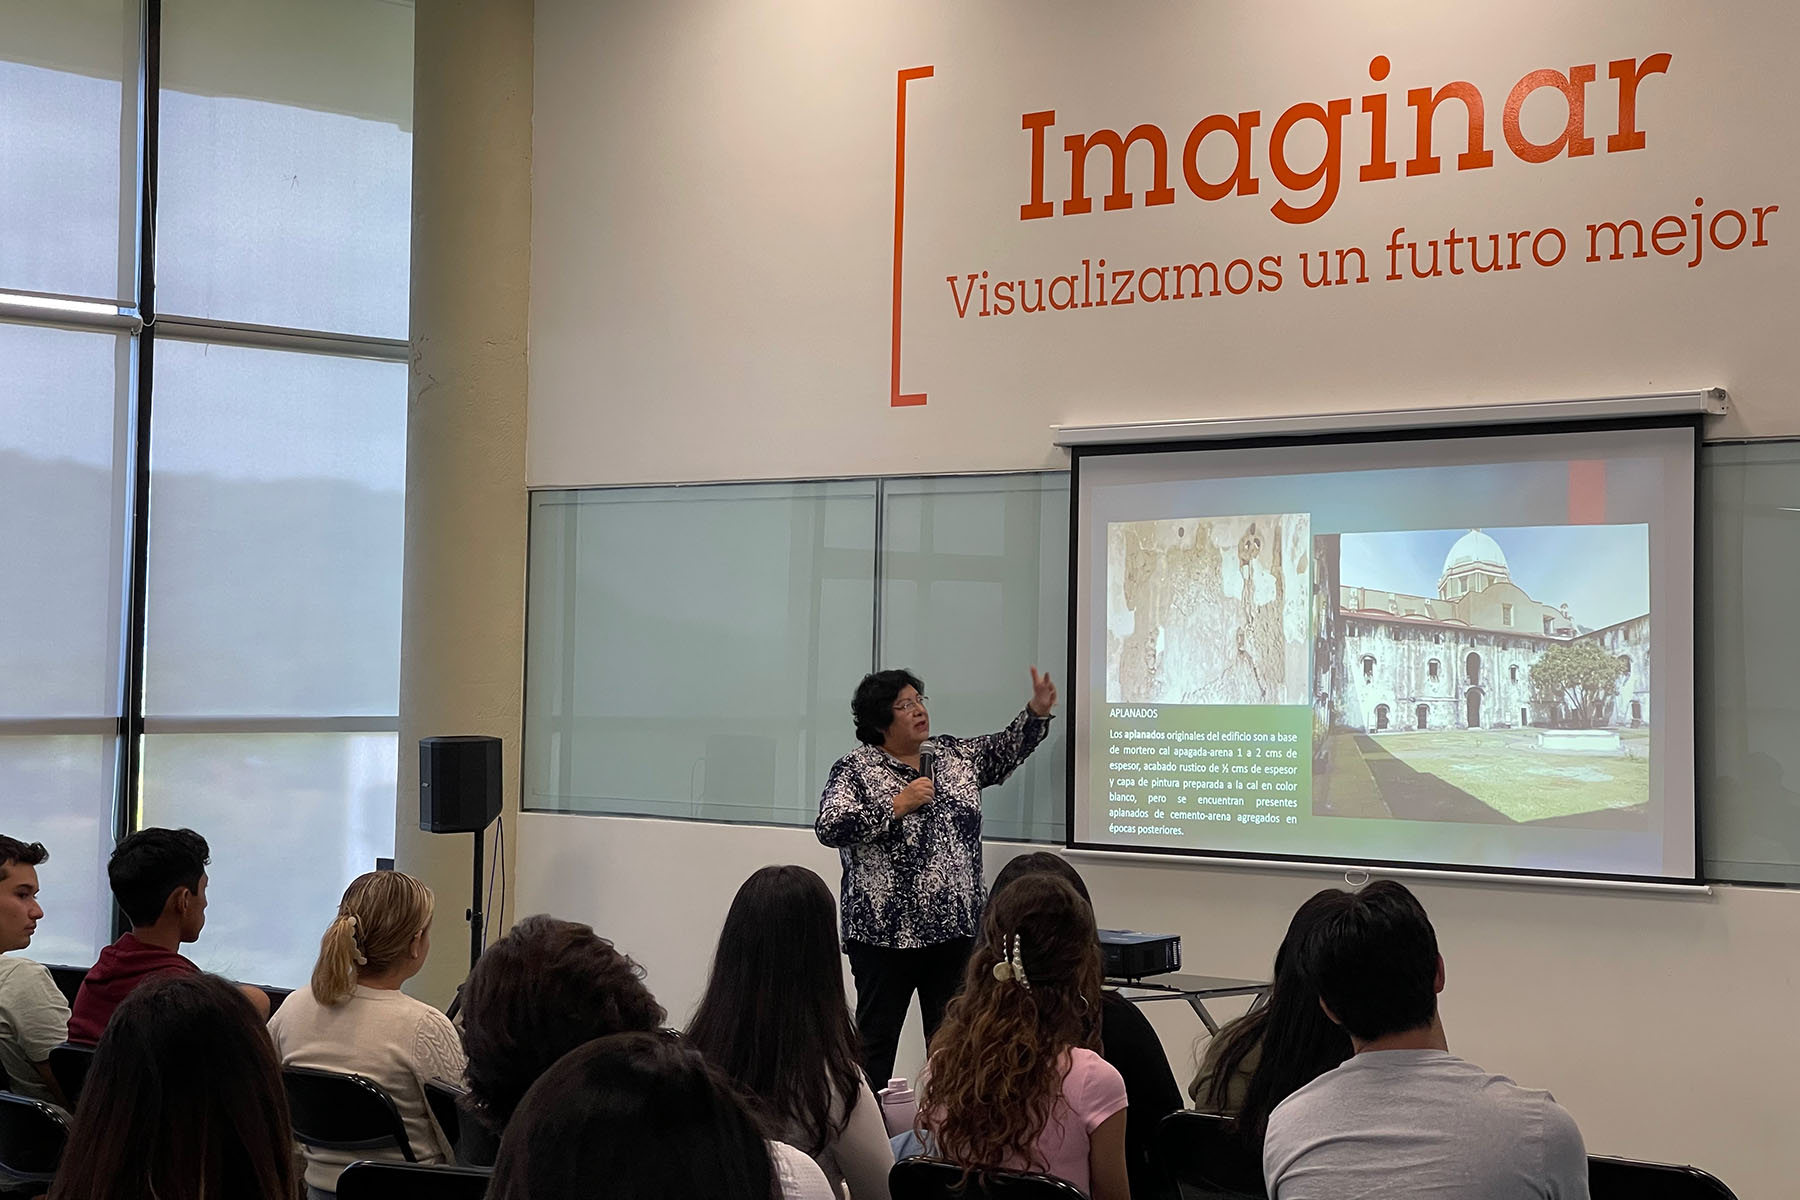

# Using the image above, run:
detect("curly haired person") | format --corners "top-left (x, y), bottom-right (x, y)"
top-left (919, 873), bottom-right (1128, 1200)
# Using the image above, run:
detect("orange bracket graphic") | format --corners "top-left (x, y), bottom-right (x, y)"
top-left (891, 66), bottom-right (934, 407)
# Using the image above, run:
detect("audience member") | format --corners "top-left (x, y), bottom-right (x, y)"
top-left (921, 874), bottom-right (1129, 1200)
top-left (0, 835), bottom-right (70, 1106)
top-left (459, 914), bottom-right (666, 1161)
top-left (270, 870), bottom-right (465, 1197)
top-left (1190, 889), bottom-right (1352, 1143)
top-left (989, 852), bottom-right (1181, 1200)
top-left (687, 865), bottom-right (893, 1199)
top-left (1263, 880), bottom-right (1588, 1200)
top-left (47, 972), bottom-right (299, 1200)
top-left (489, 1031), bottom-right (834, 1200)
top-left (69, 828), bottom-right (269, 1042)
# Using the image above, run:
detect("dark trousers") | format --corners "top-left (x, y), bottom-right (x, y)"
top-left (845, 937), bottom-right (973, 1087)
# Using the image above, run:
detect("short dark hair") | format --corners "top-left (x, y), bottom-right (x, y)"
top-left (1297, 880), bottom-right (1440, 1041)
top-left (462, 915), bottom-right (668, 1135)
top-left (991, 851), bottom-right (1090, 906)
top-left (0, 836), bottom-right (48, 883)
top-left (108, 828), bottom-right (209, 928)
top-left (488, 1032), bottom-right (775, 1200)
top-left (852, 669), bottom-right (924, 746)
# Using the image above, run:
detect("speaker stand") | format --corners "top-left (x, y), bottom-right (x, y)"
top-left (466, 824), bottom-right (487, 972)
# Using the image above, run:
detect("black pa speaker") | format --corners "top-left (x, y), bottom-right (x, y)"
top-left (420, 736), bottom-right (502, 834)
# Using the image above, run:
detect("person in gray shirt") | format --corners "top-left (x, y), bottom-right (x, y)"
top-left (1262, 881), bottom-right (1588, 1200)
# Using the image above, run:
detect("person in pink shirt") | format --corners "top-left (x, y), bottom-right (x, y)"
top-left (920, 874), bottom-right (1129, 1200)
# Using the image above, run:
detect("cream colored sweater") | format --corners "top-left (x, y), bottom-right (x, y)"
top-left (269, 984), bottom-right (466, 1192)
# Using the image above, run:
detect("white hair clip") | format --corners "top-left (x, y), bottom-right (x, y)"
top-left (991, 934), bottom-right (1031, 989)
top-left (345, 912), bottom-right (368, 965)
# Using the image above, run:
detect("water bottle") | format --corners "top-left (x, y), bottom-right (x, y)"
top-left (877, 1077), bottom-right (918, 1137)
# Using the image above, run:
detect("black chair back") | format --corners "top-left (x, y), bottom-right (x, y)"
top-left (423, 1079), bottom-right (465, 1152)
top-left (45, 965), bottom-right (86, 1008)
top-left (1590, 1155), bottom-right (1738, 1200)
top-left (335, 1159), bottom-right (494, 1200)
top-left (1153, 1111), bottom-right (1266, 1199)
top-left (47, 1042), bottom-right (96, 1108)
top-left (891, 1156), bottom-right (1088, 1199)
top-left (0, 1091), bottom-right (70, 1185)
top-left (281, 1066), bottom-right (418, 1161)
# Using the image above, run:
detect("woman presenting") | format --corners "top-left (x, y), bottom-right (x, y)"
top-left (815, 667), bottom-right (1056, 1086)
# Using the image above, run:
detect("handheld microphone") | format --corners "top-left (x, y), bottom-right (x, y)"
top-left (919, 749), bottom-right (936, 782)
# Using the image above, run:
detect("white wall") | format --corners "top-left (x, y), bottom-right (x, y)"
top-left (531, 0), bottom-right (1800, 487)
top-left (514, 2), bottom-right (1800, 1196)
top-left (518, 813), bottom-right (1797, 1197)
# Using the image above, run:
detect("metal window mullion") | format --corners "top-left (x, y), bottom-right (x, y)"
top-left (140, 716), bottom-right (401, 735)
top-left (0, 719), bottom-right (121, 736)
top-left (115, 0), bottom-right (160, 935)
top-left (871, 478), bottom-right (885, 670)
top-left (151, 314), bottom-right (409, 363)
top-left (0, 302), bottom-right (141, 336)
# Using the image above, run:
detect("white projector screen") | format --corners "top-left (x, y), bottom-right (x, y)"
top-left (1069, 421), bottom-right (1698, 883)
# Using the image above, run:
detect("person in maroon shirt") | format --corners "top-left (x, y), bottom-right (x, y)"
top-left (68, 828), bottom-right (269, 1044)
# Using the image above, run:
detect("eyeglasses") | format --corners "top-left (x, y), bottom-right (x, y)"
top-left (893, 696), bottom-right (928, 714)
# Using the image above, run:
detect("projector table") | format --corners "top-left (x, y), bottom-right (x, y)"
top-left (1106, 973), bottom-right (1270, 1035)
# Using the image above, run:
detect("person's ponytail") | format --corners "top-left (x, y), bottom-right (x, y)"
top-left (307, 872), bottom-right (434, 1007)
top-left (310, 912), bottom-right (366, 1006)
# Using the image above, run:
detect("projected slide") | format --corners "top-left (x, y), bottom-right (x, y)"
top-left (1107, 514), bottom-right (1312, 707)
top-left (1319, 525), bottom-right (1649, 827)
top-left (1070, 425), bottom-right (1697, 882)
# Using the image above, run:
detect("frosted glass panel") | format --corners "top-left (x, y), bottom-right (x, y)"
top-left (0, 736), bottom-right (116, 966)
top-left (0, 0), bottom-right (137, 300)
top-left (139, 733), bottom-right (398, 987)
top-left (524, 482), bottom-right (876, 825)
top-left (0, 322), bottom-right (129, 717)
top-left (517, 455), bottom-right (1800, 871)
top-left (156, 0), bottom-right (413, 335)
top-left (879, 475), bottom-right (1069, 843)
top-left (1700, 441), bottom-right (1800, 883)
top-left (144, 341), bottom-right (406, 717)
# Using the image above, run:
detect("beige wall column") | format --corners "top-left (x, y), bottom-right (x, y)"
top-left (397, 0), bottom-right (533, 1006)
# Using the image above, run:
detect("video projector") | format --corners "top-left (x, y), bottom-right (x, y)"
top-left (1098, 929), bottom-right (1182, 981)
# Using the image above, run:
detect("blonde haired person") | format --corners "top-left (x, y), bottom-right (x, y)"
top-left (269, 871), bottom-right (465, 1199)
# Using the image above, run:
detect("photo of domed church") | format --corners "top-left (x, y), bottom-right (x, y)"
top-left (1313, 526), bottom-right (1652, 826)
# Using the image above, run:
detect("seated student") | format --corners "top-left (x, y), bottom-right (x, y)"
top-left (69, 827), bottom-right (270, 1042)
top-left (687, 865), bottom-right (893, 1199)
top-left (459, 914), bottom-right (667, 1162)
top-left (1190, 889), bottom-right (1352, 1144)
top-left (270, 870), bottom-right (465, 1198)
top-left (1263, 881), bottom-right (1588, 1200)
top-left (489, 1031), bottom-right (836, 1200)
top-left (989, 852), bottom-right (1182, 1200)
top-left (0, 835), bottom-right (71, 1106)
top-left (920, 874), bottom-right (1129, 1200)
top-left (47, 972), bottom-right (299, 1200)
